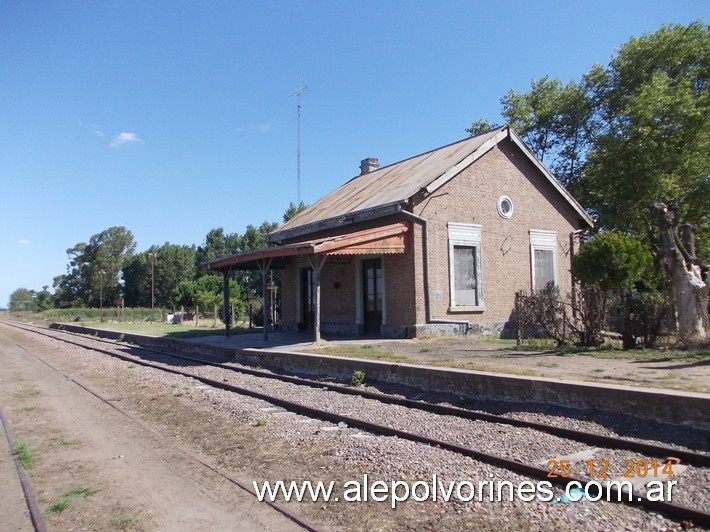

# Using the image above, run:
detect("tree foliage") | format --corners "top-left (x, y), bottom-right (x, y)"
top-left (501, 76), bottom-right (594, 188)
top-left (283, 201), bottom-right (309, 223)
top-left (12, 200), bottom-right (305, 313)
top-left (195, 227), bottom-right (241, 268)
top-left (122, 243), bottom-right (197, 308)
top-left (465, 118), bottom-right (500, 137)
top-left (578, 22), bottom-right (710, 253)
top-left (8, 288), bottom-right (37, 312)
top-left (475, 22), bottom-right (709, 346)
top-left (469, 22), bottom-right (709, 257)
top-left (572, 231), bottom-right (653, 290)
top-left (53, 226), bottom-right (136, 307)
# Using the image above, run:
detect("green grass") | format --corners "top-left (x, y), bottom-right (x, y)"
top-left (66, 487), bottom-right (101, 498)
top-left (48, 487), bottom-right (101, 515)
top-left (15, 387), bottom-right (41, 398)
top-left (14, 441), bottom-right (37, 469)
top-left (508, 338), bottom-right (709, 362)
top-left (318, 345), bottom-right (408, 361)
top-left (48, 497), bottom-right (72, 514)
top-left (112, 514), bottom-right (138, 528)
top-left (49, 437), bottom-right (82, 447)
top-left (580, 348), bottom-right (710, 362)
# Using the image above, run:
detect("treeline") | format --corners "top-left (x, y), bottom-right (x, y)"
top-left (7, 202), bottom-right (308, 317)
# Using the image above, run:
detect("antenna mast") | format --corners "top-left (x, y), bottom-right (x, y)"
top-left (288, 83), bottom-right (308, 204)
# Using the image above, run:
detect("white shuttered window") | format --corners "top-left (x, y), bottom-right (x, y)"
top-left (529, 230), bottom-right (558, 291)
top-left (448, 223), bottom-right (483, 308)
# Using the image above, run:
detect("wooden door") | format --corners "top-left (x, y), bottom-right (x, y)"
top-left (362, 258), bottom-right (382, 335)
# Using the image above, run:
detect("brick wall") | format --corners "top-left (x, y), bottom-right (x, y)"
top-left (280, 256), bottom-right (359, 332)
top-left (409, 138), bottom-right (584, 327)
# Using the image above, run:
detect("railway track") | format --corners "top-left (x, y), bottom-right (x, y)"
top-left (0, 320), bottom-right (320, 532)
top-left (0, 401), bottom-right (46, 532)
top-left (3, 320), bottom-right (710, 528)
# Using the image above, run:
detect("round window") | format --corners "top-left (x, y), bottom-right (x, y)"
top-left (497, 196), bottom-right (514, 218)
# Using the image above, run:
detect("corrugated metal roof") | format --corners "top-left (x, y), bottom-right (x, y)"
top-left (204, 223), bottom-right (410, 271)
top-left (275, 127), bottom-right (506, 235)
top-left (270, 126), bottom-right (592, 242)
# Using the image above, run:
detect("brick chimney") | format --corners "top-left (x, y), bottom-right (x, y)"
top-left (359, 157), bottom-right (379, 175)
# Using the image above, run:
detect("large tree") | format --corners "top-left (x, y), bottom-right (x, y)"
top-left (578, 22), bottom-right (709, 254)
top-left (53, 226), bottom-right (136, 307)
top-left (468, 22), bottom-right (709, 250)
top-left (195, 227), bottom-right (241, 269)
top-left (651, 203), bottom-right (709, 346)
top-left (500, 76), bottom-right (594, 188)
top-left (469, 22), bottom-right (709, 343)
top-left (8, 288), bottom-right (37, 312)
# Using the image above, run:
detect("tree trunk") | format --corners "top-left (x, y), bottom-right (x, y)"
top-left (621, 289), bottom-right (635, 350)
top-left (651, 203), bottom-right (709, 347)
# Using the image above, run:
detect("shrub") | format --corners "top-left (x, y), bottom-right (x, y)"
top-left (350, 370), bottom-right (366, 387)
top-left (515, 287), bottom-right (568, 347)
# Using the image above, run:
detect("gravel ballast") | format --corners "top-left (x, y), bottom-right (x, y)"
top-left (8, 325), bottom-right (709, 530)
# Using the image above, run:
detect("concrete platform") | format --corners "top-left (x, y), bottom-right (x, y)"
top-left (49, 324), bottom-right (710, 430)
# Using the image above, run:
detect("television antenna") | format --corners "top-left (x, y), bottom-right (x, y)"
top-left (288, 83), bottom-right (308, 204)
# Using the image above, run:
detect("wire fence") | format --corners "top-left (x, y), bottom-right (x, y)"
top-left (30, 307), bottom-right (169, 323)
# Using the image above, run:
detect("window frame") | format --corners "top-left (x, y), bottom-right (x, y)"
top-left (496, 195), bottom-right (514, 219)
top-left (529, 229), bottom-right (558, 291)
top-left (448, 222), bottom-right (484, 311)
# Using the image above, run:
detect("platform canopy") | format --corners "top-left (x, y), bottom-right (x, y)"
top-left (203, 222), bottom-right (410, 272)
top-left (203, 222), bottom-right (410, 342)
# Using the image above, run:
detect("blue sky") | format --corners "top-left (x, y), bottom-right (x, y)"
top-left (1, 1), bottom-right (707, 307)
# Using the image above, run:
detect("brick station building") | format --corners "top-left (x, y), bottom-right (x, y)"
top-left (205, 126), bottom-right (593, 340)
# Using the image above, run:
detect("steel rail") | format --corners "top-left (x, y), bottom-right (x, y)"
top-left (138, 344), bottom-right (710, 467)
top-left (0, 402), bottom-right (47, 532)
top-left (5, 321), bottom-right (709, 528)
top-left (24, 321), bottom-right (710, 467)
top-left (6, 329), bottom-right (321, 532)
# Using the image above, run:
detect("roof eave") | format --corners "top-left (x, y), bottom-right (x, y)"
top-left (268, 200), bottom-right (405, 244)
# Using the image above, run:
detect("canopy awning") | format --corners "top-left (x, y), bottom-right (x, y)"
top-left (203, 222), bottom-right (410, 272)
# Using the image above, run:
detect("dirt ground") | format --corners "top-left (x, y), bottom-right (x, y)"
top-left (0, 324), bottom-right (485, 531)
top-left (0, 328), bottom-right (305, 531)
top-left (309, 337), bottom-right (710, 394)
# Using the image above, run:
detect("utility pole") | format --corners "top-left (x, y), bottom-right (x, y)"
top-left (148, 252), bottom-right (156, 322)
top-left (288, 83), bottom-right (308, 204)
top-left (98, 269), bottom-right (105, 322)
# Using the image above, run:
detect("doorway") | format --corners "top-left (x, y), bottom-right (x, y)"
top-left (361, 258), bottom-right (382, 335)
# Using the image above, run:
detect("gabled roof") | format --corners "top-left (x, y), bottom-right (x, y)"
top-left (270, 126), bottom-right (592, 243)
